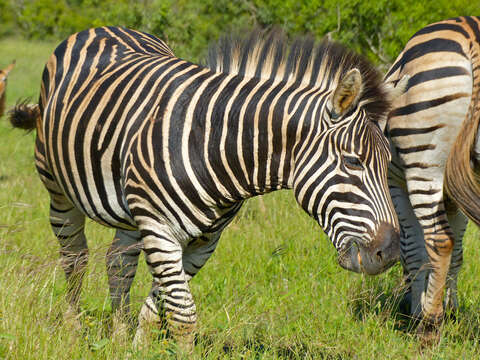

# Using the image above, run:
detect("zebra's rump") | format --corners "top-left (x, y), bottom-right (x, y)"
top-left (38, 27), bottom-right (175, 229)
top-left (386, 17), bottom-right (476, 175)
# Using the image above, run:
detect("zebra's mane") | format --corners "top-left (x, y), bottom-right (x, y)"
top-left (205, 28), bottom-right (390, 123)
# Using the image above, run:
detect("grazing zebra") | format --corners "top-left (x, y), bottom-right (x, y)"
top-left (0, 60), bottom-right (15, 117)
top-left (384, 16), bottom-right (480, 334)
top-left (10, 26), bottom-right (402, 348)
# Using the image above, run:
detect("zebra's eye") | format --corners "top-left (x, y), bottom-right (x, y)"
top-left (343, 155), bottom-right (364, 171)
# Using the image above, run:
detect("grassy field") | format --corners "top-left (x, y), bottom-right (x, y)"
top-left (1, 37), bottom-right (480, 359)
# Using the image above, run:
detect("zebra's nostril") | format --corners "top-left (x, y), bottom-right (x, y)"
top-left (376, 250), bottom-right (383, 261)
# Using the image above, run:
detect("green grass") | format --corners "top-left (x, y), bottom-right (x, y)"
top-left (1, 37), bottom-right (480, 359)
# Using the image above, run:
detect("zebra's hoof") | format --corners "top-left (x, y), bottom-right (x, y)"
top-left (443, 292), bottom-right (459, 321)
top-left (132, 327), bottom-right (148, 350)
top-left (111, 313), bottom-right (130, 345)
top-left (416, 316), bottom-right (442, 347)
top-left (175, 332), bottom-right (195, 355)
top-left (398, 289), bottom-right (411, 316)
top-left (63, 305), bottom-right (82, 331)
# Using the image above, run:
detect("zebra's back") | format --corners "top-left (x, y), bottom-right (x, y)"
top-left (38, 27), bottom-right (175, 229)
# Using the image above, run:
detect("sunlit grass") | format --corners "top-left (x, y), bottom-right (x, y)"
top-left (1, 37), bottom-right (480, 359)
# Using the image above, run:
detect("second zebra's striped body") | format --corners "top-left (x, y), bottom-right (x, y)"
top-left (384, 16), bottom-right (480, 329)
top-left (11, 26), bottom-right (401, 347)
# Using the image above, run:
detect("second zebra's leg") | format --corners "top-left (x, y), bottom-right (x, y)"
top-left (134, 227), bottom-right (196, 352)
top-left (49, 199), bottom-right (88, 325)
top-left (389, 185), bottom-right (428, 318)
top-left (413, 200), bottom-right (454, 342)
top-left (444, 199), bottom-right (467, 315)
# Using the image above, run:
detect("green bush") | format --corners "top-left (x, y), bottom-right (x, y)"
top-left (1, 0), bottom-right (480, 65)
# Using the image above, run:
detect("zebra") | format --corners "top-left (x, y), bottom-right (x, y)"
top-left (383, 16), bottom-right (480, 336)
top-left (10, 26), bottom-right (403, 348)
top-left (0, 60), bottom-right (15, 117)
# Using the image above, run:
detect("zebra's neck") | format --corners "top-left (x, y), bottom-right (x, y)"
top-left (203, 71), bottom-right (325, 199)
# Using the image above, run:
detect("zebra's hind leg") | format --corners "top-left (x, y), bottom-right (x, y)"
top-left (444, 200), bottom-right (467, 316)
top-left (106, 229), bottom-right (142, 338)
top-left (49, 199), bottom-right (88, 327)
top-left (134, 227), bottom-right (196, 352)
top-left (415, 205), bottom-right (454, 343)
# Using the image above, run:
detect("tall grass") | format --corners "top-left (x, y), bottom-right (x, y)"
top-left (1, 37), bottom-right (480, 359)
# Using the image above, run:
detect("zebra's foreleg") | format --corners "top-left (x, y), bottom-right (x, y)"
top-left (134, 229), bottom-right (196, 351)
top-left (444, 202), bottom-right (467, 315)
top-left (50, 202), bottom-right (88, 324)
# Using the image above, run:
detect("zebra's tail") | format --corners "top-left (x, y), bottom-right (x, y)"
top-left (444, 89), bottom-right (480, 227)
top-left (8, 101), bottom-right (40, 131)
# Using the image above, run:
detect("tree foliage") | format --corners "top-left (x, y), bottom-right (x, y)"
top-left (1, 0), bottom-right (479, 66)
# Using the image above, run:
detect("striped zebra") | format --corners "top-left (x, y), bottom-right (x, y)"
top-left (10, 26), bottom-right (402, 348)
top-left (0, 61), bottom-right (15, 117)
top-left (384, 16), bottom-right (480, 335)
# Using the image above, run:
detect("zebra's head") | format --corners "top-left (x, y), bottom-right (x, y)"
top-left (293, 63), bottom-right (401, 276)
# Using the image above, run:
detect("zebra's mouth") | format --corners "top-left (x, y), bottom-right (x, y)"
top-left (337, 233), bottom-right (398, 275)
top-left (338, 239), bottom-right (363, 273)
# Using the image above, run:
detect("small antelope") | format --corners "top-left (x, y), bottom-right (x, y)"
top-left (0, 61), bottom-right (15, 117)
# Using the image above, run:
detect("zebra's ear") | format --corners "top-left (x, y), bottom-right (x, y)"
top-left (331, 68), bottom-right (363, 120)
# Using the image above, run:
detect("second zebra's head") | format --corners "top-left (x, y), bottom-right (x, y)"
top-left (292, 50), bottom-right (402, 276)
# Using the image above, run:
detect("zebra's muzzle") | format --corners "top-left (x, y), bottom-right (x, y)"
top-left (338, 223), bottom-right (400, 275)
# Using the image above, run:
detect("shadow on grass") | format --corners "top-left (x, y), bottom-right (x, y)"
top-left (63, 306), bottom-right (354, 359)
top-left (198, 334), bottom-right (351, 360)
top-left (346, 273), bottom-right (425, 335)
top-left (62, 281), bottom-right (480, 357)
top-left (347, 275), bottom-right (480, 345)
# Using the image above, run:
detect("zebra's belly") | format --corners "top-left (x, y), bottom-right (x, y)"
top-left (64, 181), bottom-right (136, 230)
top-left (44, 146), bottom-right (136, 230)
